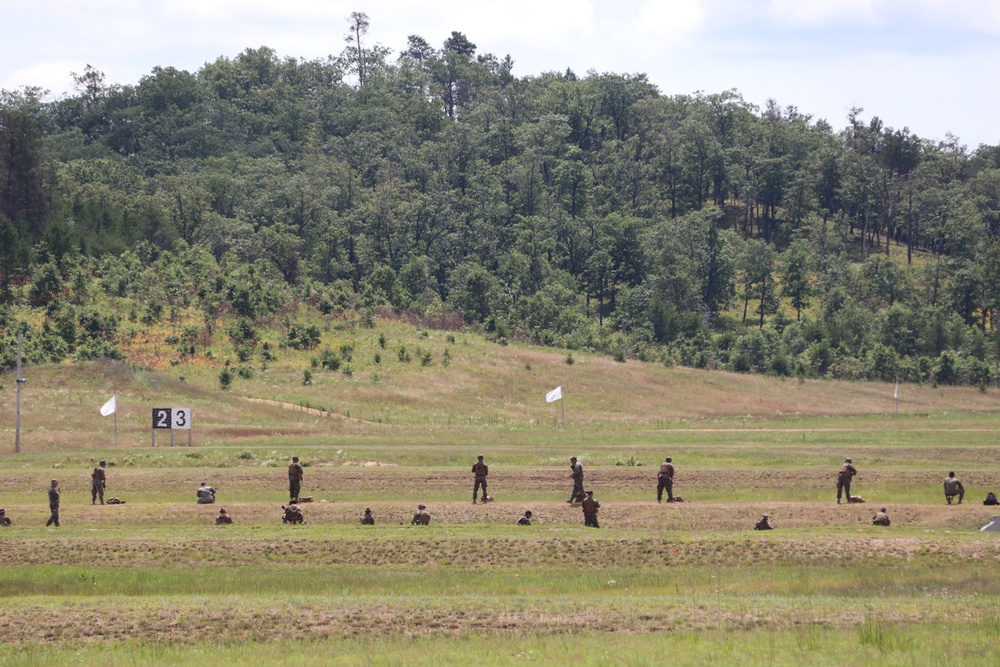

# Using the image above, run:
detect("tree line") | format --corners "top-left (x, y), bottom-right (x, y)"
top-left (1, 13), bottom-right (999, 387)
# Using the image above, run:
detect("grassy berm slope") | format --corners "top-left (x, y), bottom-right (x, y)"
top-left (1, 318), bottom-right (1000, 666)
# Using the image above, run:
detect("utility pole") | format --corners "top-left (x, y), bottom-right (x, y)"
top-left (15, 333), bottom-right (24, 453)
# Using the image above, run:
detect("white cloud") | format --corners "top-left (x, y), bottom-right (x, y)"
top-left (637, 0), bottom-right (707, 42)
top-left (766, 0), bottom-right (885, 26)
top-left (908, 0), bottom-right (1000, 33)
top-left (1, 61), bottom-right (83, 98)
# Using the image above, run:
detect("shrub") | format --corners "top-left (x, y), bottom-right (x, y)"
top-left (218, 368), bottom-right (234, 390)
top-left (302, 369), bottom-right (313, 385)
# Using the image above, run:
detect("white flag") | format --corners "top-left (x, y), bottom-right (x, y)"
top-left (100, 395), bottom-right (117, 416)
top-left (893, 381), bottom-right (899, 400)
top-left (546, 386), bottom-right (563, 403)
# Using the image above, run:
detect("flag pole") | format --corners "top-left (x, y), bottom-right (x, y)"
top-left (894, 376), bottom-right (899, 418)
top-left (113, 385), bottom-right (118, 448)
top-left (560, 389), bottom-right (565, 430)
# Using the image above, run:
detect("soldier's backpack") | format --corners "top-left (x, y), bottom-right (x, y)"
top-left (984, 492), bottom-right (999, 506)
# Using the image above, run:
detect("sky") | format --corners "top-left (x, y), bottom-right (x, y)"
top-left (2, 0), bottom-right (998, 148)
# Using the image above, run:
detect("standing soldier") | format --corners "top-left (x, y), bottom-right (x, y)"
top-left (471, 455), bottom-right (489, 504)
top-left (943, 472), bottom-right (965, 504)
top-left (288, 456), bottom-right (304, 502)
top-left (91, 460), bottom-right (107, 505)
top-left (567, 457), bottom-right (584, 504)
top-left (46, 479), bottom-right (60, 527)
top-left (836, 457), bottom-right (857, 504)
top-left (657, 457), bottom-right (675, 503)
top-left (581, 490), bottom-right (600, 528)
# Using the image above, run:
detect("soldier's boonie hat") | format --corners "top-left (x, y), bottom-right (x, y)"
top-left (880, 507), bottom-right (886, 512)
top-left (365, 508), bottom-right (371, 512)
top-left (845, 458), bottom-right (852, 463)
top-left (477, 455), bottom-right (484, 459)
top-left (100, 460), bottom-right (106, 465)
top-left (586, 490), bottom-right (593, 495)
top-left (418, 504), bottom-right (426, 509)
top-left (219, 508), bottom-right (227, 513)
top-left (51, 479), bottom-right (58, 483)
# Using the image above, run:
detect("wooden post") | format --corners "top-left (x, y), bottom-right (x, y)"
top-left (15, 333), bottom-right (23, 453)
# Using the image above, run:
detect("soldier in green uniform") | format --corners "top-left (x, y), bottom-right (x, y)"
top-left (836, 458), bottom-right (857, 504)
top-left (567, 457), bottom-right (584, 503)
top-left (872, 507), bottom-right (891, 526)
top-left (657, 457), bottom-right (675, 502)
top-left (411, 504), bottom-right (430, 525)
top-left (46, 479), bottom-right (60, 527)
top-left (288, 456), bottom-right (304, 502)
top-left (943, 472), bottom-right (965, 504)
top-left (582, 490), bottom-right (600, 528)
top-left (91, 460), bottom-right (106, 505)
top-left (472, 455), bottom-right (489, 504)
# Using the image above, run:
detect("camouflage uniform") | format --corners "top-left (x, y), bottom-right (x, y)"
top-left (411, 505), bottom-right (430, 525)
top-left (754, 515), bottom-right (773, 530)
top-left (872, 509), bottom-right (890, 526)
top-left (836, 460), bottom-right (857, 503)
top-left (943, 474), bottom-right (965, 504)
top-left (0, 509), bottom-right (10, 526)
top-left (91, 462), bottom-right (106, 505)
top-left (360, 509), bottom-right (375, 525)
top-left (472, 457), bottom-right (489, 503)
top-left (197, 484), bottom-right (216, 504)
top-left (46, 481), bottom-right (60, 527)
top-left (288, 458), bottom-right (304, 501)
top-left (215, 510), bottom-right (233, 525)
top-left (582, 493), bottom-right (600, 528)
top-left (568, 459), bottom-right (584, 503)
top-left (657, 459), bottom-right (675, 502)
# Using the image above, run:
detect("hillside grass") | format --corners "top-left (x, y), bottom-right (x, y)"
top-left (1, 324), bottom-right (999, 664)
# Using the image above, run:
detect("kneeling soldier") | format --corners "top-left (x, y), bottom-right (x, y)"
top-left (872, 507), bottom-right (891, 526)
top-left (412, 504), bottom-right (430, 525)
top-left (582, 491), bottom-right (600, 528)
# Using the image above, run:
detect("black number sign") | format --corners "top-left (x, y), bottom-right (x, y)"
top-left (152, 408), bottom-right (172, 429)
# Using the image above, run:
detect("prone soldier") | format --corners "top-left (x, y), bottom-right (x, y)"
top-left (836, 458), bottom-right (857, 504)
top-left (582, 490), bottom-right (600, 528)
top-left (943, 472), bottom-right (965, 504)
top-left (91, 460), bottom-right (107, 505)
top-left (46, 479), bottom-right (60, 527)
top-left (215, 508), bottom-right (233, 525)
top-left (360, 508), bottom-right (375, 525)
top-left (657, 457), bottom-right (675, 503)
top-left (517, 510), bottom-right (533, 526)
top-left (754, 514), bottom-right (773, 530)
top-left (288, 456), bottom-right (304, 502)
top-left (412, 504), bottom-right (431, 525)
top-left (0, 508), bottom-right (10, 526)
top-left (567, 457), bottom-right (584, 504)
top-left (472, 455), bottom-right (489, 504)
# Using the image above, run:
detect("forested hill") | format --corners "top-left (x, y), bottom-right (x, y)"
top-left (1, 22), bottom-right (999, 387)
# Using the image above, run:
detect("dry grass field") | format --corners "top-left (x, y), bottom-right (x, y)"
top-left (1, 320), bottom-right (1000, 665)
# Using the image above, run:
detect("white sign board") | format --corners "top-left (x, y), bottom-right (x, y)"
top-left (171, 407), bottom-right (192, 430)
